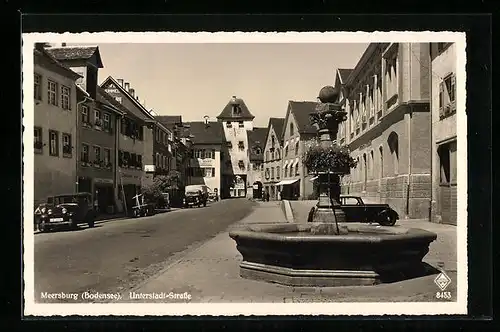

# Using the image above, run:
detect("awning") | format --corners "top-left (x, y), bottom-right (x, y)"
top-left (276, 179), bottom-right (299, 186)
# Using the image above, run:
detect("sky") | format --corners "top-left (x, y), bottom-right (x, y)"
top-left (95, 43), bottom-right (368, 127)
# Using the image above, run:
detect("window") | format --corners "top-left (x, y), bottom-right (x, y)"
top-left (81, 144), bottom-right (89, 163)
top-left (93, 146), bottom-right (101, 163)
top-left (94, 110), bottom-right (102, 127)
top-left (62, 133), bottom-right (72, 157)
top-left (137, 155), bottom-right (142, 168)
top-left (379, 146), bottom-right (384, 178)
top-left (387, 132), bottom-right (399, 175)
top-left (104, 148), bottom-right (111, 167)
top-left (271, 167), bottom-right (275, 179)
top-left (238, 121), bottom-right (244, 128)
top-left (438, 141), bottom-right (457, 185)
top-left (277, 166), bottom-right (280, 178)
top-left (61, 85), bottom-right (71, 110)
top-left (238, 141), bottom-right (245, 150)
top-left (370, 150), bottom-right (374, 179)
top-left (204, 168), bottom-right (215, 177)
top-left (276, 148), bottom-right (280, 159)
top-left (226, 122), bottom-right (232, 128)
top-left (238, 160), bottom-right (245, 170)
top-left (49, 130), bottom-right (59, 156)
top-left (194, 149), bottom-right (202, 159)
top-left (289, 164), bottom-right (294, 177)
top-left (115, 96), bottom-right (122, 104)
top-left (156, 153), bottom-right (160, 167)
top-left (34, 74), bottom-right (42, 100)
top-left (439, 74), bottom-right (456, 119)
top-left (294, 141), bottom-right (299, 155)
top-left (290, 123), bottom-right (294, 136)
top-left (295, 163), bottom-right (300, 176)
top-left (204, 149), bottom-right (215, 159)
top-left (81, 105), bottom-right (89, 124)
top-left (103, 113), bottom-right (110, 130)
top-left (48, 80), bottom-right (57, 106)
top-left (34, 127), bottom-right (43, 152)
top-left (285, 146), bottom-right (289, 157)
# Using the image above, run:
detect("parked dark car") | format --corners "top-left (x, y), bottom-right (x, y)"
top-left (183, 190), bottom-right (206, 208)
top-left (339, 195), bottom-right (399, 226)
top-left (38, 192), bottom-right (96, 232)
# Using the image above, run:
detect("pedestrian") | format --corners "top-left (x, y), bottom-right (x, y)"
top-left (93, 192), bottom-right (99, 214)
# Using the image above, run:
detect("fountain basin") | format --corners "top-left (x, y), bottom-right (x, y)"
top-left (229, 222), bottom-right (437, 287)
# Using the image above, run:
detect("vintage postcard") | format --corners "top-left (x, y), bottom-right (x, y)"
top-left (22, 31), bottom-right (467, 316)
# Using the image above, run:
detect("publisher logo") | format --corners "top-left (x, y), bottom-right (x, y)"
top-left (434, 271), bottom-right (452, 291)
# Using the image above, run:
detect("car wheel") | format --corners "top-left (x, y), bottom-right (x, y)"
top-left (71, 219), bottom-right (79, 230)
top-left (379, 213), bottom-right (397, 226)
top-left (39, 223), bottom-right (46, 232)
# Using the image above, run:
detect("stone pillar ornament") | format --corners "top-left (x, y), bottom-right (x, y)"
top-left (308, 86), bottom-right (351, 231)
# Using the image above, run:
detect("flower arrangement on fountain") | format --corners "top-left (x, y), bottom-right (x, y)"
top-left (303, 139), bottom-right (357, 175)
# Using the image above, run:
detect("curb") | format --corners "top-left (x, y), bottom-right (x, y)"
top-left (282, 200), bottom-right (295, 223)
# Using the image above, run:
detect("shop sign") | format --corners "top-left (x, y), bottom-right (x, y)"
top-left (94, 178), bottom-right (113, 184)
top-left (190, 158), bottom-right (214, 168)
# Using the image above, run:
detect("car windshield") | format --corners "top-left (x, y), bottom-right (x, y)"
top-left (186, 191), bottom-right (198, 196)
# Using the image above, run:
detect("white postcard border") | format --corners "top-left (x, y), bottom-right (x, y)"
top-left (22, 31), bottom-right (467, 316)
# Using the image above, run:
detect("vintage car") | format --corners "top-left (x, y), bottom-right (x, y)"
top-left (38, 192), bottom-right (96, 232)
top-left (339, 195), bottom-right (399, 226)
top-left (183, 185), bottom-right (208, 208)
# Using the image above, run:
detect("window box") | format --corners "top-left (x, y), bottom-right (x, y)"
top-left (94, 119), bottom-right (102, 130)
top-left (81, 160), bottom-right (90, 167)
top-left (34, 141), bottom-right (43, 152)
top-left (105, 162), bottom-right (112, 170)
top-left (82, 121), bottom-right (92, 129)
top-left (93, 160), bottom-right (102, 168)
top-left (62, 145), bottom-right (72, 157)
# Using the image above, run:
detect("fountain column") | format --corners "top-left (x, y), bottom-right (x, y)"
top-left (309, 86), bottom-right (348, 228)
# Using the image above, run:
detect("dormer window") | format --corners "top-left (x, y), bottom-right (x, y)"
top-left (232, 105), bottom-right (241, 116)
top-left (254, 147), bottom-right (261, 155)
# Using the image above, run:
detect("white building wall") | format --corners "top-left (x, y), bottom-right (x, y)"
top-left (34, 64), bottom-right (78, 204)
top-left (187, 146), bottom-right (221, 194)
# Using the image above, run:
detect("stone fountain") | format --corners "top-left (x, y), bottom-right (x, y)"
top-left (229, 86), bottom-right (437, 287)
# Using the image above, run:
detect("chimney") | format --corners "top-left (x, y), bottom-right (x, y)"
top-left (117, 79), bottom-right (124, 87)
top-left (129, 88), bottom-right (135, 97)
top-left (124, 82), bottom-right (130, 91)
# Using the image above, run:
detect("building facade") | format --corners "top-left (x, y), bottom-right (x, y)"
top-left (33, 45), bottom-right (80, 204)
top-left (46, 45), bottom-right (125, 214)
top-left (183, 121), bottom-right (224, 196)
top-left (246, 127), bottom-right (267, 199)
top-left (278, 101), bottom-right (318, 200)
top-left (430, 43), bottom-right (457, 225)
top-left (217, 96), bottom-right (255, 198)
top-left (100, 78), bottom-right (149, 212)
top-left (262, 118), bottom-right (284, 200)
top-left (337, 43), bottom-right (432, 219)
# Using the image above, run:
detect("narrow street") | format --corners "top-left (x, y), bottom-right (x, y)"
top-left (34, 198), bottom-right (256, 303)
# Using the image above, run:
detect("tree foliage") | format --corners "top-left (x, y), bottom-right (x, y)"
top-left (142, 170), bottom-right (182, 201)
top-left (303, 139), bottom-right (357, 174)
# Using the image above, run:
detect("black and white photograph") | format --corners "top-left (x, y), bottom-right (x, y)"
top-left (22, 32), bottom-right (467, 316)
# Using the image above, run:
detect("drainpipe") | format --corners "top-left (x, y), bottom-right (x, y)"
top-left (75, 96), bottom-right (92, 193)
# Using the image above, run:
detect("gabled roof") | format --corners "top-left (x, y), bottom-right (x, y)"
top-left (95, 86), bottom-right (125, 115)
top-left (286, 101), bottom-right (318, 136)
top-left (216, 96), bottom-right (255, 120)
top-left (337, 68), bottom-right (353, 84)
top-left (45, 46), bottom-right (104, 68)
top-left (183, 121), bottom-right (224, 145)
top-left (263, 117), bottom-right (285, 150)
top-left (247, 127), bottom-right (268, 161)
top-left (100, 76), bottom-right (154, 122)
top-left (34, 48), bottom-right (82, 80)
top-left (155, 115), bottom-right (183, 128)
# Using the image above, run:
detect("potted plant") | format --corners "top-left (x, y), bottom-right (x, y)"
top-left (303, 140), bottom-right (357, 176)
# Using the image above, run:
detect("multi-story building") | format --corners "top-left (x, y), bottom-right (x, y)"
top-left (101, 78), bottom-right (174, 190)
top-left (337, 43), bottom-right (432, 219)
top-left (279, 101), bottom-right (318, 200)
top-left (33, 44), bottom-right (81, 204)
top-left (262, 117), bottom-right (284, 200)
top-left (430, 42), bottom-right (457, 225)
top-left (46, 45), bottom-right (125, 214)
top-left (183, 120), bottom-right (223, 196)
top-left (100, 77), bottom-right (150, 212)
top-left (246, 127), bottom-right (267, 199)
top-left (217, 96), bottom-right (255, 198)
